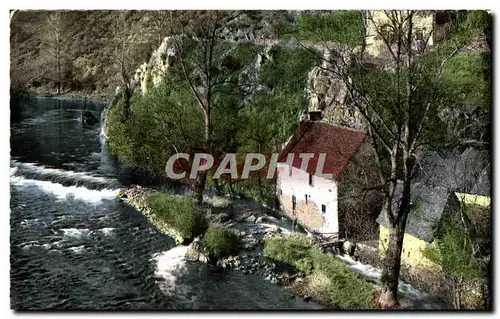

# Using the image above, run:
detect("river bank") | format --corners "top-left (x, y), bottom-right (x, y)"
top-left (117, 186), bottom-right (376, 309)
top-left (117, 185), bottom-right (454, 310)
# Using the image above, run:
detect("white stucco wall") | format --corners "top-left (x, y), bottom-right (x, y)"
top-left (277, 163), bottom-right (339, 235)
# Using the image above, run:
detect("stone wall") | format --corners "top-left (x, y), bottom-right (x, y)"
top-left (279, 194), bottom-right (325, 231)
top-left (365, 10), bottom-right (435, 58)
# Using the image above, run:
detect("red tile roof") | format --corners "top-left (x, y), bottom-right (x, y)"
top-left (278, 121), bottom-right (366, 178)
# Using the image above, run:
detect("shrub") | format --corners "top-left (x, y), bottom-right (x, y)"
top-left (147, 192), bottom-right (208, 242)
top-left (203, 226), bottom-right (239, 260)
top-left (263, 235), bottom-right (374, 309)
top-left (295, 11), bottom-right (365, 46)
top-left (263, 235), bottom-right (314, 272)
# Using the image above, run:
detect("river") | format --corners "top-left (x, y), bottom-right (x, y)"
top-left (9, 97), bottom-right (323, 310)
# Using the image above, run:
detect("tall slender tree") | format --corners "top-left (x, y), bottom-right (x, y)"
top-left (109, 11), bottom-right (140, 121)
top-left (43, 11), bottom-right (71, 95)
top-left (167, 10), bottom-right (238, 203)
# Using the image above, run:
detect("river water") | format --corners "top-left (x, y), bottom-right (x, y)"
top-left (9, 97), bottom-right (323, 310)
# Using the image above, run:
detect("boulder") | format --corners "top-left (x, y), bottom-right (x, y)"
top-left (245, 215), bottom-right (257, 223)
top-left (186, 237), bottom-right (208, 262)
top-left (267, 226), bottom-right (282, 234)
top-left (342, 240), bottom-right (356, 256)
top-left (212, 212), bottom-right (231, 223)
top-left (82, 111), bottom-right (98, 125)
top-left (199, 254), bottom-right (209, 264)
top-left (185, 245), bottom-right (199, 261)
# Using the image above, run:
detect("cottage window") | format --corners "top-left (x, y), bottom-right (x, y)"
top-left (309, 174), bottom-right (313, 187)
top-left (305, 194), bottom-right (308, 203)
top-left (321, 204), bottom-right (326, 215)
top-left (292, 195), bottom-right (296, 211)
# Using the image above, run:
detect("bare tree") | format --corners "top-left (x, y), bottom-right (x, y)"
top-left (109, 11), bottom-right (140, 121)
top-left (42, 11), bottom-right (71, 95)
top-left (145, 11), bottom-right (171, 45)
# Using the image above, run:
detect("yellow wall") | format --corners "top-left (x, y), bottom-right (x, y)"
top-left (455, 193), bottom-right (491, 207)
top-left (379, 225), bottom-right (438, 270)
top-left (365, 10), bottom-right (434, 57)
top-left (379, 194), bottom-right (490, 270)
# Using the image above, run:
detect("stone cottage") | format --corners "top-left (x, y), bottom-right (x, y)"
top-left (276, 113), bottom-right (382, 241)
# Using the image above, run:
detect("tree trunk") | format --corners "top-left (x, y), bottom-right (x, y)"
top-left (257, 175), bottom-right (264, 201)
top-left (454, 278), bottom-right (463, 309)
top-left (377, 171), bottom-right (412, 308)
top-left (192, 170), bottom-right (207, 204)
top-left (378, 224), bottom-right (405, 308)
top-left (191, 110), bottom-right (211, 203)
top-left (122, 84), bottom-right (131, 121)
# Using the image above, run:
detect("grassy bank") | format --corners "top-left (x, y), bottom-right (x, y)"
top-left (119, 189), bottom-right (208, 244)
top-left (119, 189), bottom-right (239, 262)
top-left (147, 192), bottom-right (208, 243)
top-left (263, 235), bottom-right (375, 309)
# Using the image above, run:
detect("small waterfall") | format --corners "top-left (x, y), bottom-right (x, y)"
top-left (151, 246), bottom-right (198, 306)
top-left (10, 174), bottom-right (120, 204)
top-left (11, 160), bottom-right (121, 190)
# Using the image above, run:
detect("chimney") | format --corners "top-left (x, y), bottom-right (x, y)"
top-left (308, 110), bottom-right (323, 121)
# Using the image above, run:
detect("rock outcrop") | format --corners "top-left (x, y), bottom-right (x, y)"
top-left (305, 49), bottom-right (366, 130)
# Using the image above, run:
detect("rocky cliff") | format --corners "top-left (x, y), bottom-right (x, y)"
top-left (103, 34), bottom-right (365, 139)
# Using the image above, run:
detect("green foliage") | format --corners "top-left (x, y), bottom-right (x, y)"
top-left (445, 10), bottom-right (492, 48)
top-left (283, 11), bottom-right (365, 46)
top-left (237, 46), bottom-right (317, 155)
top-left (308, 249), bottom-right (374, 309)
top-left (107, 69), bottom-right (204, 173)
top-left (232, 42), bottom-right (262, 67)
top-left (263, 235), bottom-right (374, 309)
top-left (147, 192), bottom-right (208, 241)
top-left (423, 208), bottom-right (486, 309)
top-left (106, 97), bottom-right (135, 162)
top-left (203, 226), bottom-right (239, 260)
top-left (442, 53), bottom-right (490, 107)
top-left (108, 39), bottom-right (317, 205)
top-left (263, 235), bottom-right (314, 271)
top-left (211, 176), bottom-right (277, 207)
top-left (259, 46), bottom-right (317, 92)
top-left (423, 213), bottom-right (484, 281)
